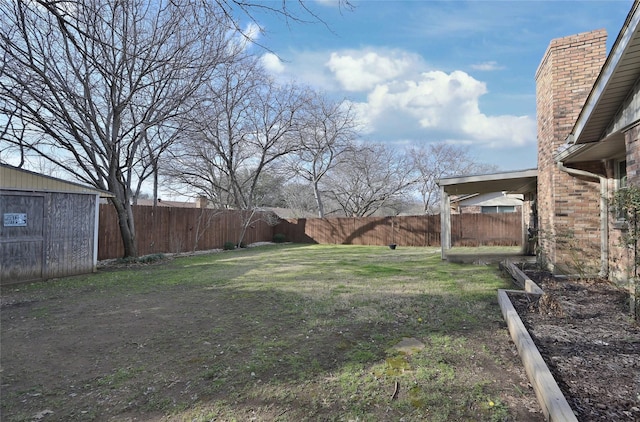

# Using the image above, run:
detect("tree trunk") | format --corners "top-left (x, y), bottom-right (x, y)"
top-left (237, 209), bottom-right (257, 247)
top-left (111, 198), bottom-right (138, 258)
top-left (153, 162), bottom-right (159, 208)
top-left (313, 180), bottom-right (325, 218)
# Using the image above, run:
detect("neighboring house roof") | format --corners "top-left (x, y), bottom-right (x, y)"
top-left (264, 207), bottom-right (316, 219)
top-left (449, 193), bottom-right (479, 204)
top-left (437, 169), bottom-right (538, 195)
top-left (559, 0), bottom-right (640, 163)
top-left (452, 192), bottom-right (523, 207)
top-left (134, 198), bottom-right (199, 208)
top-left (0, 163), bottom-right (113, 197)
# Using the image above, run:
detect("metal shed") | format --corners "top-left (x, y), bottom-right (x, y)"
top-left (0, 164), bottom-right (112, 284)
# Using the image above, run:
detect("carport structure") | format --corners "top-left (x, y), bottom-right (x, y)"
top-left (437, 169), bottom-right (538, 260)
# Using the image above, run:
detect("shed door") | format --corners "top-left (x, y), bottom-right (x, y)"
top-left (0, 194), bottom-right (45, 284)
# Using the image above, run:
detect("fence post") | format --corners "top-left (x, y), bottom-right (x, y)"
top-left (440, 187), bottom-right (451, 259)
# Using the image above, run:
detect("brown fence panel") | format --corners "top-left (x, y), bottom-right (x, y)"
top-left (274, 219), bottom-right (316, 244)
top-left (275, 215), bottom-right (443, 247)
top-left (451, 213), bottom-right (521, 247)
top-left (100, 208), bottom-right (522, 259)
top-left (98, 205), bottom-right (275, 260)
top-left (395, 215), bottom-right (441, 246)
top-left (276, 213), bottom-right (519, 247)
top-left (98, 205), bottom-right (123, 259)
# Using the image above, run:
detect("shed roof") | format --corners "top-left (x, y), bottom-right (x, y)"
top-left (437, 169), bottom-right (538, 195)
top-left (0, 164), bottom-right (113, 197)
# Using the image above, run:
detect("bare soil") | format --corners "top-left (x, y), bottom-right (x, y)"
top-left (0, 249), bottom-right (545, 422)
top-left (509, 271), bottom-right (640, 421)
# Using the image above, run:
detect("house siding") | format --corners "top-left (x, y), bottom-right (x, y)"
top-left (606, 78), bottom-right (640, 137)
top-left (625, 123), bottom-right (640, 185)
top-left (536, 30), bottom-right (607, 275)
top-left (610, 123), bottom-right (640, 281)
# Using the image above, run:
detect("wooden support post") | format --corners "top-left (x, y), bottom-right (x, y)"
top-left (441, 187), bottom-right (451, 260)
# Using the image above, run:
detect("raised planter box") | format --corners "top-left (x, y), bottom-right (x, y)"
top-left (498, 261), bottom-right (578, 422)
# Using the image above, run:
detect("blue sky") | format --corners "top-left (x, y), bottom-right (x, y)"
top-left (244, 0), bottom-right (634, 172)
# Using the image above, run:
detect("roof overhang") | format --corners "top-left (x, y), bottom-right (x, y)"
top-left (568, 1), bottom-right (640, 146)
top-left (0, 164), bottom-right (114, 197)
top-left (556, 132), bottom-right (626, 163)
top-left (437, 169), bottom-right (538, 196)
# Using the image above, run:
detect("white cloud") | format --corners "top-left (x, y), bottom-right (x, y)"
top-left (348, 67), bottom-right (535, 148)
top-left (325, 50), bottom-right (421, 91)
top-left (231, 22), bottom-right (262, 52)
top-left (461, 114), bottom-right (536, 147)
top-left (261, 52), bottom-right (285, 74)
top-left (244, 22), bottom-right (262, 43)
top-left (470, 61), bottom-right (505, 71)
top-left (260, 47), bottom-right (535, 150)
top-left (314, 0), bottom-right (342, 6)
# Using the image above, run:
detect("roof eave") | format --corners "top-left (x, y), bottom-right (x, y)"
top-left (569, 1), bottom-right (640, 146)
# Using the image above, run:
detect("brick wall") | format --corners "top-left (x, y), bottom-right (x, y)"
top-left (535, 30), bottom-right (607, 274)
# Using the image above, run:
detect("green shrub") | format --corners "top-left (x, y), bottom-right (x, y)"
top-left (273, 233), bottom-right (286, 243)
top-left (223, 241), bottom-right (236, 251)
top-left (138, 253), bottom-right (165, 264)
top-left (114, 254), bottom-right (165, 265)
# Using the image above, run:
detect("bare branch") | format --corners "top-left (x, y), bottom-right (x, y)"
top-left (1, 0), bottom-right (237, 256)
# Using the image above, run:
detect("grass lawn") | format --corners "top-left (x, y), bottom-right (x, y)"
top-left (0, 244), bottom-right (541, 421)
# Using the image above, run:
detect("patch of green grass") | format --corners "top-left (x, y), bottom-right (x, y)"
top-left (2, 244), bottom-right (532, 421)
top-left (354, 263), bottom-right (405, 277)
top-left (347, 344), bottom-right (381, 365)
top-left (28, 306), bottom-right (49, 319)
top-left (96, 367), bottom-right (144, 388)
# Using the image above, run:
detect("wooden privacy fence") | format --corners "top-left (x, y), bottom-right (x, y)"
top-left (98, 206), bottom-right (522, 259)
top-left (98, 205), bottom-right (275, 260)
top-left (275, 213), bottom-right (522, 247)
top-left (276, 216), bottom-right (440, 246)
top-left (451, 213), bottom-right (522, 246)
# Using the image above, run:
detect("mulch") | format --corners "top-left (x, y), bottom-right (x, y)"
top-left (508, 271), bottom-right (640, 421)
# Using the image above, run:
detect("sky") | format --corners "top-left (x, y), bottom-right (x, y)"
top-left (242, 0), bottom-right (635, 172)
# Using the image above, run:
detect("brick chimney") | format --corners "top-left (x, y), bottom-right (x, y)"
top-left (196, 196), bottom-right (209, 209)
top-left (535, 29), bottom-right (607, 274)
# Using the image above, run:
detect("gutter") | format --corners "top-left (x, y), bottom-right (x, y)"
top-left (557, 162), bottom-right (609, 278)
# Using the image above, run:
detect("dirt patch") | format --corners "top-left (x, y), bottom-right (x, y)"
top-left (509, 271), bottom-right (640, 421)
top-left (0, 249), bottom-right (544, 422)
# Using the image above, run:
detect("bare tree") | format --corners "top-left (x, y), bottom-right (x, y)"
top-left (409, 144), bottom-right (498, 214)
top-left (324, 144), bottom-right (418, 217)
top-left (0, 96), bottom-right (27, 168)
top-left (281, 182), bottom-right (318, 217)
top-left (284, 93), bottom-right (358, 217)
top-left (0, 0), bottom-right (238, 257)
top-left (29, 0), bottom-right (354, 46)
top-left (132, 122), bottom-right (185, 207)
top-left (166, 56), bottom-right (307, 245)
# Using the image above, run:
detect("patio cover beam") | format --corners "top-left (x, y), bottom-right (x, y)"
top-left (437, 169), bottom-right (538, 259)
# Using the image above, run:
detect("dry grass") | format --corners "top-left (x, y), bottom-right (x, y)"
top-left (1, 244), bottom-right (542, 421)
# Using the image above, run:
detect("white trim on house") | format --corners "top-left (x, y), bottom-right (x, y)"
top-left (568, 1), bottom-right (640, 146)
